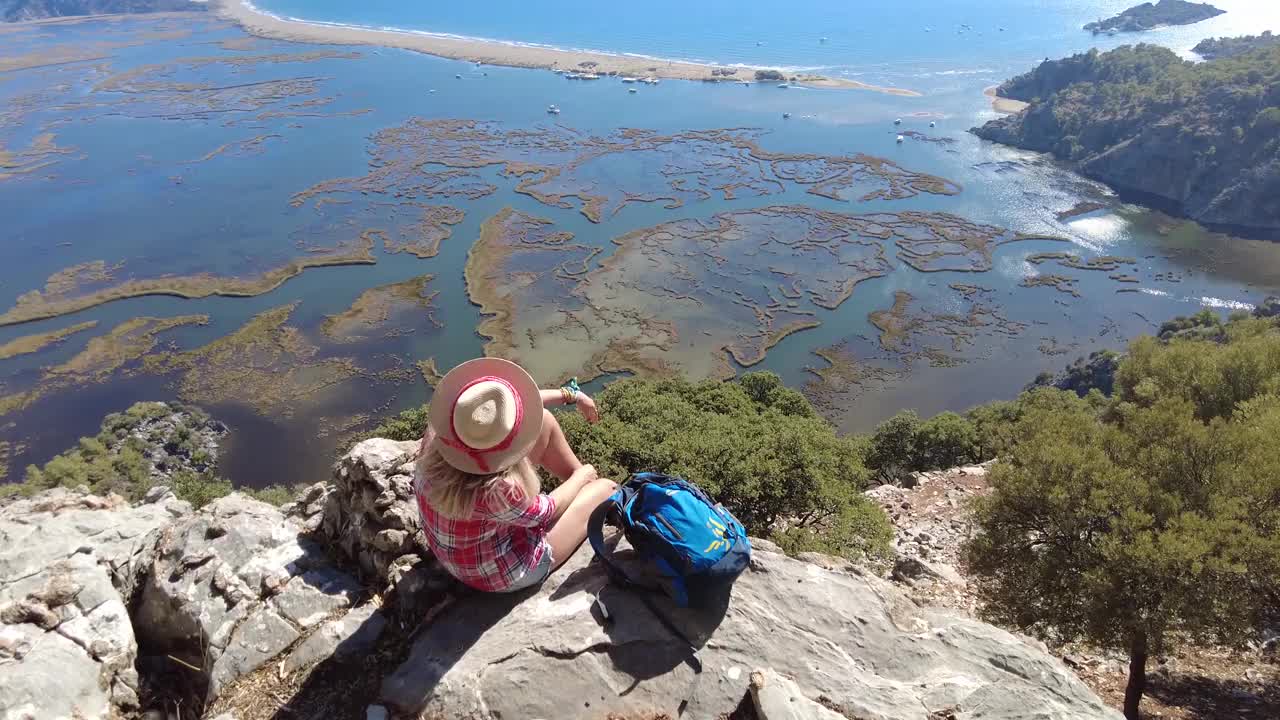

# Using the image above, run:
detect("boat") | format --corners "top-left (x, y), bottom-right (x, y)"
top-left (819, 37), bottom-right (828, 42)
top-left (455, 74), bottom-right (462, 79)
top-left (782, 112), bottom-right (792, 119)
top-left (894, 118), bottom-right (902, 125)
top-left (896, 134), bottom-right (905, 143)
top-left (428, 89), bottom-right (436, 94)
top-left (777, 83), bottom-right (789, 89)
top-left (565, 73), bottom-right (582, 79)
top-left (547, 104), bottom-right (561, 114)
top-left (929, 121), bottom-right (936, 128)
top-left (741, 81), bottom-right (751, 86)
top-left (621, 77), bottom-right (636, 83)
top-left (629, 87), bottom-right (637, 93)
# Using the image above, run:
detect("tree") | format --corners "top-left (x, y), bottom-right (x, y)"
top-left (559, 372), bottom-right (893, 562)
top-left (966, 325), bottom-right (1280, 719)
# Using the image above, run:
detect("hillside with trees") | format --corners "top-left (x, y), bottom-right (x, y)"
top-left (973, 43), bottom-right (1280, 236)
top-left (1084, 0), bottom-right (1224, 34)
top-left (1194, 31), bottom-right (1280, 59)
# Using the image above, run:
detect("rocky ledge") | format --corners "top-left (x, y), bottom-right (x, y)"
top-left (1, 439), bottom-right (1121, 719)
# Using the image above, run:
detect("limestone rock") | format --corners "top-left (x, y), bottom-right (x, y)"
top-left (134, 493), bottom-right (360, 702)
top-left (293, 438), bottom-right (433, 586)
top-left (209, 607), bottom-right (301, 697)
top-left (751, 668), bottom-right (846, 720)
top-left (284, 603), bottom-right (387, 673)
top-left (0, 487), bottom-right (189, 719)
top-left (380, 538), bottom-right (1121, 720)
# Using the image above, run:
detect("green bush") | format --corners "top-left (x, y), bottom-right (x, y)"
top-left (242, 484), bottom-right (303, 507)
top-left (754, 69), bottom-right (786, 82)
top-left (559, 372), bottom-right (892, 563)
top-left (170, 470), bottom-right (233, 509)
top-left (864, 410), bottom-right (982, 483)
top-left (365, 405), bottom-right (429, 442)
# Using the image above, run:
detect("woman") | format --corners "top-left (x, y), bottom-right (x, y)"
top-left (413, 357), bottom-right (618, 593)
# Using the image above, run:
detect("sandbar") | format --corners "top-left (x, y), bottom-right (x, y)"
top-left (211, 0), bottom-right (919, 95)
top-left (984, 86), bottom-right (1028, 115)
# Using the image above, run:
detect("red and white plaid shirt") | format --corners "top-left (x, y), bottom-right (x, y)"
top-left (414, 469), bottom-right (556, 592)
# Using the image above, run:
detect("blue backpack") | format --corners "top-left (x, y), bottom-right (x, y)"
top-left (587, 472), bottom-right (752, 608)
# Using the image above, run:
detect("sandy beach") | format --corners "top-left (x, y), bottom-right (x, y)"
top-left (984, 85), bottom-right (1029, 114)
top-left (211, 0), bottom-right (920, 96)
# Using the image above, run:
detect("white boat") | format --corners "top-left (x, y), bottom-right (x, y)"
top-left (565, 73), bottom-right (581, 79)
top-left (629, 87), bottom-right (637, 93)
top-left (777, 83), bottom-right (789, 89)
top-left (741, 81), bottom-right (751, 86)
top-left (894, 118), bottom-right (902, 125)
top-left (428, 89), bottom-right (436, 94)
top-left (580, 73), bottom-right (601, 80)
top-left (547, 104), bottom-right (561, 114)
top-left (621, 77), bottom-right (636, 83)
top-left (896, 134), bottom-right (905, 143)
top-left (929, 121), bottom-right (936, 128)
top-left (455, 74), bottom-right (462, 79)
top-left (819, 37), bottom-right (828, 42)
top-left (783, 112), bottom-right (792, 118)
top-left (643, 77), bottom-right (660, 85)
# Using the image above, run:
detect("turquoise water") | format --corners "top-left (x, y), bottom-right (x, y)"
top-left (1, 6), bottom-right (1279, 487)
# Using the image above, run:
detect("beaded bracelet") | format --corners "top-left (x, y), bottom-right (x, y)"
top-left (560, 377), bottom-right (581, 404)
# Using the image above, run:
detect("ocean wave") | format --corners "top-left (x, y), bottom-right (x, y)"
top-left (1139, 288), bottom-right (1170, 297)
top-left (241, 0), bottom-right (821, 72)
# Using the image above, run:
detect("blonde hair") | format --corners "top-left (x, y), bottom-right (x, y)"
top-left (416, 431), bottom-right (540, 519)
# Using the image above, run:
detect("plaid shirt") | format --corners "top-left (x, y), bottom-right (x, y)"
top-left (414, 470), bottom-right (556, 592)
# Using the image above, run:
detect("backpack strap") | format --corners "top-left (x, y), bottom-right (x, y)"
top-left (586, 488), bottom-right (703, 674)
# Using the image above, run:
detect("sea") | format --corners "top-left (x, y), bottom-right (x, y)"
top-left (1, 0), bottom-right (1278, 487)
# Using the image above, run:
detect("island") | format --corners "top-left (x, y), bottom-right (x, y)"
top-left (971, 42), bottom-right (1280, 237)
top-left (1193, 31), bottom-right (1279, 59)
top-left (1083, 0), bottom-right (1224, 34)
top-left (0, 0), bottom-right (203, 22)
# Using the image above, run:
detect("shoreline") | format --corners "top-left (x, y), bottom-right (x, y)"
top-left (210, 0), bottom-right (920, 96)
top-left (984, 86), bottom-right (1028, 114)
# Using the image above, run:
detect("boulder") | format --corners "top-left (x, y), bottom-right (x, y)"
top-left (380, 536), bottom-right (1121, 720)
top-left (751, 668), bottom-right (846, 720)
top-left (291, 439), bottom-right (425, 584)
top-left (0, 487), bottom-right (190, 719)
top-left (134, 493), bottom-right (363, 701)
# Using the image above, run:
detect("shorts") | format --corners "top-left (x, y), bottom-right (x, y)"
top-left (499, 544), bottom-right (554, 593)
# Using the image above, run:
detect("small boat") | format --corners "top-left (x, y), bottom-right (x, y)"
top-left (929, 121), bottom-right (936, 128)
top-left (621, 77), bottom-right (636, 83)
top-left (894, 118), bottom-right (902, 125)
top-left (741, 81), bottom-right (750, 86)
top-left (819, 37), bottom-right (828, 43)
top-left (547, 104), bottom-right (561, 114)
top-left (581, 73), bottom-right (600, 80)
top-left (782, 112), bottom-right (791, 119)
top-left (428, 89), bottom-right (436, 93)
top-left (565, 73), bottom-right (582, 79)
top-left (628, 87), bottom-right (637, 93)
top-left (756, 41), bottom-right (764, 46)
top-left (455, 74), bottom-right (462, 79)
top-left (645, 77), bottom-right (660, 85)
top-left (896, 134), bottom-right (905, 143)
top-left (777, 83), bottom-right (789, 89)
top-left (998, 27), bottom-right (1005, 31)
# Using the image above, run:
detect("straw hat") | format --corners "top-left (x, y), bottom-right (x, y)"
top-left (429, 358), bottom-right (544, 474)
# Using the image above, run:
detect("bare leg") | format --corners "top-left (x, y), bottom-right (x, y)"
top-left (530, 408), bottom-right (583, 481)
top-left (546, 477), bottom-right (618, 571)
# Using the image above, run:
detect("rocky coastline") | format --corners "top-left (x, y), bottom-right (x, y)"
top-left (1083, 0), bottom-right (1224, 34)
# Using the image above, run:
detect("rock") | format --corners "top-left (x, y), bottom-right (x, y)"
top-left (209, 607), bottom-right (300, 697)
top-left (134, 493), bottom-right (360, 701)
top-left (283, 603), bottom-right (387, 673)
top-left (0, 488), bottom-right (190, 719)
top-left (302, 438), bottom-right (426, 584)
top-left (751, 668), bottom-right (847, 720)
top-left (366, 706), bottom-right (389, 720)
top-left (273, 567), bottom-right (361, 628)
top-left (380, 537), bottom-right (1120, 719)
top-left (891, 557), bottom-right (964, 586)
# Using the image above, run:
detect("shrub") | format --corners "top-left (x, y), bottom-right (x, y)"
top-left (754, 69), bottom-right (785, 81)
top-left (365, 405), bottom-right (429, 442)
top-left (864, 410), bottom-right (982, 483)
top-left (170, 470), bottom-right (233, 509)
top-left (559, 372), bottom-right (892, 562)
top-left (242, 484), bottom-right (302, 507)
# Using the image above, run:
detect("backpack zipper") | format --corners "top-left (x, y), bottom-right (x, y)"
top-left (653, 513), bottom-right (683, 540)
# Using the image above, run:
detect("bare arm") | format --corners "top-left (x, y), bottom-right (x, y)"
top-left (540, 388), bottom-right (599, 423)
top-left (548, 464), bottom-right (599, 521)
